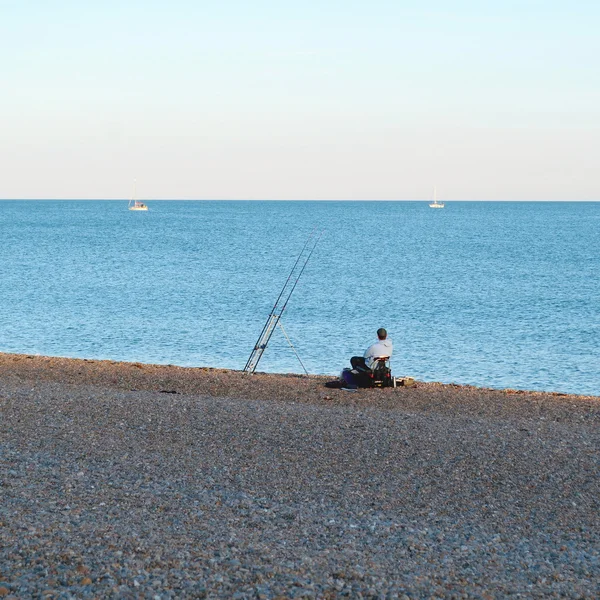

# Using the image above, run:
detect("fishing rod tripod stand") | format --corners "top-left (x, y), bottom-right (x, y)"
top-left (243, 230), bottom-right (323, 375)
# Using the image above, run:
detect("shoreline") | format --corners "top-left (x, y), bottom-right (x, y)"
top-left (0, 350), bottom-right (598, 406)
top-left (1, 350), bottom-right (599, 597)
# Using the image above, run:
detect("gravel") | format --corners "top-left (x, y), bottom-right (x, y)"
top-left (0, 353), bottom-right (599, 598)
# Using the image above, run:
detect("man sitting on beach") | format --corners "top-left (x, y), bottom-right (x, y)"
top-left (326, 328), bottom-right (394, 389)
top-left (351, 327), bottom-right (393, 371)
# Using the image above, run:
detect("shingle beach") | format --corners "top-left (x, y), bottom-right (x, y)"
top-left (1, 353), bottom-right (599, 599)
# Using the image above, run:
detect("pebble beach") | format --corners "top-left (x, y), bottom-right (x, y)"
top-left (1, 352), bottom-right (599, 599)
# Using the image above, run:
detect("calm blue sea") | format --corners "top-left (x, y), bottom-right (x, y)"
top-left (0, 201), bottom-right (598, 396)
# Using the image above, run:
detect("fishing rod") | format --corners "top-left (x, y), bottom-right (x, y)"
top-left (246, 228), bottom-right (318, 355)
top-left (243, 229), bottom-right (323, 375)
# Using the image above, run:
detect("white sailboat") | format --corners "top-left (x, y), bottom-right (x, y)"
top-left (429, 186), bottom-right (444, 209)
top-left (128, 180), bottom-right (148, 211)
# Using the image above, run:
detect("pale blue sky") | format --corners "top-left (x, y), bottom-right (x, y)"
top-left (1, 1), bottom-right (599, 199)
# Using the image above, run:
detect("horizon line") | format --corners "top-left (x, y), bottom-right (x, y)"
top-left (0, 198), bottom-right (599, 203)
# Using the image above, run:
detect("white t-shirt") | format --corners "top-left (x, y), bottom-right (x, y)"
top-left (364, 338), bottom-right (393, 369)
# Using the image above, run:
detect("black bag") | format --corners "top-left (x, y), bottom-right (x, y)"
top-left (371, 359), bottom-right (393, 387)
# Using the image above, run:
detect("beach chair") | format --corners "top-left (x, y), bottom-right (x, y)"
top-left (339, 356), bottom-right (393, 388)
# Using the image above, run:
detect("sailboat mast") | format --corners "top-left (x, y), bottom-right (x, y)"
top-left (129, 179), bottom-right (136, 208)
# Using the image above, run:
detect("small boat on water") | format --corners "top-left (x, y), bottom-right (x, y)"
top-left (128, 181), bottom-right (148, 211)
top-left (429, 186), bottom-right (444, 209)
top-left (129, 200), bottom-right (148, 211)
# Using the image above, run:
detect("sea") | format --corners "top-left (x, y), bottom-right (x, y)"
top-left (0, 200), bottom-right (598, 396)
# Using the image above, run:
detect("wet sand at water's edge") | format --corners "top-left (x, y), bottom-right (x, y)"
top-left (1, 352), bottom-right (599, 598)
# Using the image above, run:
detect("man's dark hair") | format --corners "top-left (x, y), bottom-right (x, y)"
top-left (377, 328), bottom-right (387, 339)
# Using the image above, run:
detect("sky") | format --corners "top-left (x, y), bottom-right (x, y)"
top-left (1, 0), bottom-right (599, 200)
